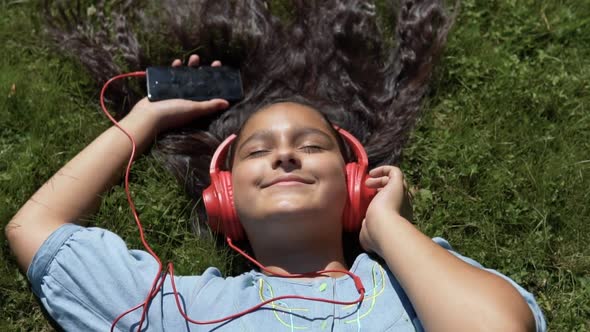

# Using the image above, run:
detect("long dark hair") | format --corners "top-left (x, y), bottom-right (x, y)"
top-left (43, 0), bottom-right (455, 239)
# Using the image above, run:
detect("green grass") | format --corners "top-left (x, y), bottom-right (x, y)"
top-left (1, 0), bottom-right (589, 331)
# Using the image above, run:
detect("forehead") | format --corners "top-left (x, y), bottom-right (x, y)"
top-left (239, 102), bottom-right (332, 138)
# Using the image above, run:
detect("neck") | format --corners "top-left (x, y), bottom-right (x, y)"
top-left (248, 232), bottom-right (349, 279)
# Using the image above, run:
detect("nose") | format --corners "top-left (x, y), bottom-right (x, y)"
top-left (271, 147), bottom-right (301, 171)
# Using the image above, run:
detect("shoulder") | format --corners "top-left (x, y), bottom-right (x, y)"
top-left (28, 224), bottom-right (228, 292)
top-left (432, 237), bottom-right (548, 332)
top-left (27, 223), bottom-right (98, 288)
top-left (27, 224), bottom-right (234, 330)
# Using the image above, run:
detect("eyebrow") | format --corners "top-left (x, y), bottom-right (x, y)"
top-left (236, 127), bottom-right (335, 153)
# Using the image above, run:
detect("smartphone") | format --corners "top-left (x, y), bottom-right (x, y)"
top-left (146, 66), bottom-right (243, 103)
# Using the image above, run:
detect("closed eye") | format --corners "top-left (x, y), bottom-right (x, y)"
top-left (301, 145), bottom-right (323, 153)
top-left (247, 150), bottom-right (270, 158)
top-left (246, 145), bottom-right (323, 158)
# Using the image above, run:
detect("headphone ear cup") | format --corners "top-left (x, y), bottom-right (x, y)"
top-left (203, 181), bottom-right (222, 233)
top-left (358, 172), bottom-right (376, 225)
top-left (218, 172), bottom-right (245, 241)
top-left (343, 162), bottom-right (377, 232)
top-left (204, 171), bottom-right (245, 241)
top-left (343, 163), bottom-right (361, 232)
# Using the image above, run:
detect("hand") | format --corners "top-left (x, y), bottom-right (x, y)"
top-left (359, 165), bottom-right (413, 254)
top-left (128, 54), bottom-right (229, 134)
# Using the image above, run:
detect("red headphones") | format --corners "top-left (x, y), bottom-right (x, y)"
top-left (202, 127), bottom-right (376, 241)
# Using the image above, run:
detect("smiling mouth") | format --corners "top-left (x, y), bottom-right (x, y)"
top-left (269, 180), bottom-right (309, 186)
top-left (262, 175), bottom-right (314, 188)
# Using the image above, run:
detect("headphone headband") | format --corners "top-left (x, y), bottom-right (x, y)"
top-left (210, 134), bottom-right (237, 173)
top-left (333, 127), bottom-right (368, 171)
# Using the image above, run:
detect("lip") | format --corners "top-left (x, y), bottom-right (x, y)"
top-left (263, 175), bottom-right (314, 188)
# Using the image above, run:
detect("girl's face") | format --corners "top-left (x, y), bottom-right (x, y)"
top-left (231, 102), bottom-right (348, 236)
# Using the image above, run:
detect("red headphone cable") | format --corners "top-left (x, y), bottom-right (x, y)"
top-left (100, 72), bottom-right (365, 332)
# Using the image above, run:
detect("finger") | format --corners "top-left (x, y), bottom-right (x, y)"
top-left (188, 54), bottom-right (200, 67)
top-left (201, 98), bottom-right (229, 111)
top-left (171, 59), bottom-right (182, 67)
top-left (183, 98), bottom-right (229, 110)
top-left (365, 176), bottom-right (389, 188)
top-left (368, 165), bottom-right (394, 177)
top-left (211, 60), bottom-right (222, 67)
top-left (370, 166), bottom-right (404, 181)
top-left (157, 97), bottom-right (229, 111)
top-left (172, 99), bottom-right (230, 119)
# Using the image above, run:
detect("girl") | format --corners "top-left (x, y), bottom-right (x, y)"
top-left (6, 0), bottom-right (546, 330)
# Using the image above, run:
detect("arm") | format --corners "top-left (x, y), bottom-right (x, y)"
top-left (361, 166), bottom-right (537, 332)
top-left (5, 56), bottom-right (228, 273)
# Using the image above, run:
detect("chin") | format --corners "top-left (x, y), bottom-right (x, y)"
top-left (266, 203), bottom-right (317, 216)
top-left (258, 199), bottom-right (327, 220)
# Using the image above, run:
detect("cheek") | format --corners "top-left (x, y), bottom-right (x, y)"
top-left (230, 162), bottom-right (264, 205)
top-left (309, 158), bottom-right (348, 198)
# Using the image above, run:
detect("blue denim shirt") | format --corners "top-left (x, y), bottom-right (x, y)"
top-left (28, 224), bottom-right (547, 331)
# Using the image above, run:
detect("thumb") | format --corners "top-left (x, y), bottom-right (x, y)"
top-left (182, 98), bottom-right (229, 114)
top-left (203, 98), bottom-right (230, 111)
top-left (154, 98), bottom-right (230, 132)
